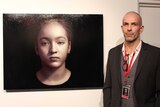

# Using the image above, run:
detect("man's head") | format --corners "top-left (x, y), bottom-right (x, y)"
top-left (121, 11), bottom-right (144, 43)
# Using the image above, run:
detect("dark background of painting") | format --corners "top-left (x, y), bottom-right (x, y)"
top-left (3, 14), bottom-right (103, 91)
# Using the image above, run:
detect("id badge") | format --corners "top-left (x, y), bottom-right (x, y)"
top-left (121, 85), bottom-right (131, 99)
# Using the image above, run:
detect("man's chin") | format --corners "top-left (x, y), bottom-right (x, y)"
top-left (125, 36), bottom-right (135, 41)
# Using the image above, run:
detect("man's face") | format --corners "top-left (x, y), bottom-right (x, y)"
top-left (121, 13), bottom-right (144, 43)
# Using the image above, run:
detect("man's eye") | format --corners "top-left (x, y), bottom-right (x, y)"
top-left (123, 23), bottom-right (128, 26)
top-left (132, 23), bottom-right (138, 26)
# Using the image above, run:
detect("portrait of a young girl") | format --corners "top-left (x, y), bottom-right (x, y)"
top-left (4, 14), bottom-right (103, 91)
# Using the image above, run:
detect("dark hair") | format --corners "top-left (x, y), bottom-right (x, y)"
top-left (3, 14), bottom-right (73, 47)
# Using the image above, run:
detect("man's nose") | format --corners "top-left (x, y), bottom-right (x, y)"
top-left (127, 25), bottom-right (132, 31)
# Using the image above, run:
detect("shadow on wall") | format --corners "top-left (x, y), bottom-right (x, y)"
top-left (116, 37), bottom-right (124, 45)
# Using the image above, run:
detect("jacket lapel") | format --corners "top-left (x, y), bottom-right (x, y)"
top-left (134, 42), bottom-right (148, 81)
top-left (115, 44), bottom-right (123, 88)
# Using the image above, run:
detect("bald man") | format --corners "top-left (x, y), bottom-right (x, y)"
top-left (103, 11), bottom-right (160, 107)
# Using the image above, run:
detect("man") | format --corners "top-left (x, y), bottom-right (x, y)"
top-left (103, 11), bottom-right (160, 107)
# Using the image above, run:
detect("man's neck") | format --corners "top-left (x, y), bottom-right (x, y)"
top-left (125, 40), bottom-right (140, 54)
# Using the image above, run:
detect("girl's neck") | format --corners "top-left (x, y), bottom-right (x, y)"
top-left (36, 65), bottom-right (71, 85)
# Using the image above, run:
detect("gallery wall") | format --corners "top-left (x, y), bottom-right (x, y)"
top-left (139, 0), bottom-right (160, 48)
top-left (0, 0), bottom-right (138, 107)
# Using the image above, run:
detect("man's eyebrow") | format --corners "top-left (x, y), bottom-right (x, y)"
top-left (123, 21), bottom-right (138, 24)
top-left (123, 22), bottom-right (129, 24)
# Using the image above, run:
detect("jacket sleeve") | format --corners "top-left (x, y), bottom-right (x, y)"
top-left (103, 51), bottom-right (112, 107)
top-left (155, 50), bottom-right (160, 107)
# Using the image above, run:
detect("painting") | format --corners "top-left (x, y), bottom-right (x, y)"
top-left (3, 14), bottom-right (103, 91)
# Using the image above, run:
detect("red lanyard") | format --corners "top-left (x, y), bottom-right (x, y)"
top-left (124, 50), bottom-right (135, 77)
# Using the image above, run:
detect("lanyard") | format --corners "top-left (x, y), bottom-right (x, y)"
top-left (124, 50), bottom-right (135, 77)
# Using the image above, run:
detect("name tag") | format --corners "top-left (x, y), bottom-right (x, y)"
top-left (121, 85), bottom-right (131, 99)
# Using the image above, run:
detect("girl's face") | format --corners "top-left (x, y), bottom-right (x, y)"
top-left (36, 21), bottom-right (71, 69)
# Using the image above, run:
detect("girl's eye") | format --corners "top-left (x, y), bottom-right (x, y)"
top-left (40, 41), bottom-right (50, 46)
top-left (57, 41), bottom-right (65, 45)
top-left (39, 38), bottom-right (50, 46)
top-left (56, 38), bottom-right (66, 45)
top-left (41, 42), bottom-right (48, 46)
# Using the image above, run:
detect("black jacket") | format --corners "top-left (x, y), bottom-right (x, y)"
top-left (103, 42), bottom-right (160, 107)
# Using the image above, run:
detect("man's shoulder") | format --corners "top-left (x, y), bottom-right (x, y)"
top-left (142, 42), bottom-right (160, 51)
top-left (109, 43), bottom-right (123, 53)
top-left (142, 42), bottom-right (160, 58)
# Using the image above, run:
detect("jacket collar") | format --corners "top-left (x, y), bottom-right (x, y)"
top-left (134, 41), bottom-right (148, 81)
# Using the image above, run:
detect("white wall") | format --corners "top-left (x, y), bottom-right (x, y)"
top-left (0, 0), bottom-right (138, 107)
top-left (139, 0), bottom-right (160, 47)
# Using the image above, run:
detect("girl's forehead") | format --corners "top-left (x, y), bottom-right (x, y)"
top-left (37, 19), bottom-right (71, 41)
top-left (38, 23), bottom-right (68, 40)
top-left (41, 21), bottom-right (63, 29)
top-left (41, 22), bottom-right (66, 33)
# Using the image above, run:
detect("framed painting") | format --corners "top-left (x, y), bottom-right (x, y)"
top-left (3, 14), bottom-right (103, 91)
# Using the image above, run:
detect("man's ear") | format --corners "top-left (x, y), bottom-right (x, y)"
top-left (140, 25), bottom-right (144, 33)
top-left (121, 25), bottom-right (123, 31)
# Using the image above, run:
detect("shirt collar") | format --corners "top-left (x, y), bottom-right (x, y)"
top-left (122, 40), bottom-right (142, 54)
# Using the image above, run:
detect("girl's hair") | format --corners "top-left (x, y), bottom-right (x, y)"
top-left (37, 15), bottom-right (73, 41)
top-left (4, 14), bottom-right (73, 46)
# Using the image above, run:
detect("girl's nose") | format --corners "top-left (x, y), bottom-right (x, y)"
top-left (49, 43), bottom-right (58, 54)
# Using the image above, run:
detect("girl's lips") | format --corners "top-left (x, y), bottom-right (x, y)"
top-left (49, 57), bottom-right (60, 61)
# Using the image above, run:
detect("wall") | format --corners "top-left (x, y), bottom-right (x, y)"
top-left (0, 0), bottom-right (138, 107)
top-left (139, 0), bottom-right (160, 47)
